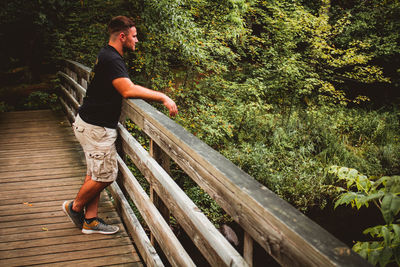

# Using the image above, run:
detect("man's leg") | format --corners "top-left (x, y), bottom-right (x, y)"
top-left (72, 176), bottom-right (111, 214)
top-left (78, 175), bottom-right (107, 219)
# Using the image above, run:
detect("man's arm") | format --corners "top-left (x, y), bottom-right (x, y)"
top-left (112, 77), bottom-right (178, 116)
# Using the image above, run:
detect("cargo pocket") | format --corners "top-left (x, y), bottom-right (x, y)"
top-left (89, 151), bottom-right (113, 178)
top-left (89, 127), bottom-right (107, 142)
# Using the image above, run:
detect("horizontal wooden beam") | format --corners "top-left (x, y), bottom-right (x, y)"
top-left (116, 154), bottom-right (195, 267)
top-left (108, 180), bottom-right (165, 267)
top-left (118, 124), bottom-right (247, 267)
top-left (59, 97), bottom-right (75, 124)
top-left (60, 85), bottom-right (79, 112)
top-left (57, 71), bottom-right (86, 102)
top-left (64, 59), bottom-right (91, 89)
top-left (120, 99), bottom-right (367, 267)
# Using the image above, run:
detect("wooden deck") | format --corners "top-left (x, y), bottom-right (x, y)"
top-left (0, 110), bottom-right (142, 266)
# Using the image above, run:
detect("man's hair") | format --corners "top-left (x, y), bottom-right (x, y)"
top-left (108, 16), bottom-right (135, 35)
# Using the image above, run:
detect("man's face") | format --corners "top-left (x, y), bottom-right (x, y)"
top-left (123, 27), bottom-right (138, 51)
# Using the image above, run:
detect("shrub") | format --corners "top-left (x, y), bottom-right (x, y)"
top-left (330, 166), bottom-right (400, 267)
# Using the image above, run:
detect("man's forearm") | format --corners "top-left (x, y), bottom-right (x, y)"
top-left (126, 83), bottom-right (167, 102)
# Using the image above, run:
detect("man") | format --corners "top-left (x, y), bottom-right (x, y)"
top-left (62, 16), bottom-right (178, 234)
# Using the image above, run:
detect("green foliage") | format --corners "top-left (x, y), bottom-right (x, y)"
top-left (4, 0), bottom-right (398, 227)
top-left (23, 91), bottom-right (59, 110)
top-left (330, 166), bottom-right (400, 266)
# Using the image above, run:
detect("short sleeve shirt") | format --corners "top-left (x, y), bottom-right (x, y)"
top-left (78, 45), bottom-right (129, 128)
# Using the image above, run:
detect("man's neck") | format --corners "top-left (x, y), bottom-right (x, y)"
top-left (108, 41), bottom-right (123, 57)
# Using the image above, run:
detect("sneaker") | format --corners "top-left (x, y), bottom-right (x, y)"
top-left (82, 217), bottom-right (119, 235)
top-left (62, 200), bottom-right (84, 229)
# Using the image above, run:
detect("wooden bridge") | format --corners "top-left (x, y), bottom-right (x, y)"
top-left (0, 60), bottom-right (369, 266)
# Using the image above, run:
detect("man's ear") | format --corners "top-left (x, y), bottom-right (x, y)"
top-left (119, 32), bottom-right (125, 41)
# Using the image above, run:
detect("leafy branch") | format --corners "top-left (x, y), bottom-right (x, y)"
top-left (329, 166), bottom-right (400, 266)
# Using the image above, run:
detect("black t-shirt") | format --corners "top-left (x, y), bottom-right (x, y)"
top-left (78, 45), bottom-right (129, 128)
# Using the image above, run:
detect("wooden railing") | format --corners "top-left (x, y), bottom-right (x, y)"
top-left (57, 59), bottom-right (367, 267)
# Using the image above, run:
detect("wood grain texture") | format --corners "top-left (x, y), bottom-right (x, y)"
top-left (115, 155), bottom-right (194, 267)
top-left (109, 178), bottom-right (165, 267)
top-left (120, 98), bottom-right (368, 267)
top-left (119, 124), bottom-right (247, 267)
top-left (0, 110), bottom-right (143, 267)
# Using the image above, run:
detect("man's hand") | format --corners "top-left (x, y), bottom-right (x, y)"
top-left (162, 95), bottom-right (178, 117)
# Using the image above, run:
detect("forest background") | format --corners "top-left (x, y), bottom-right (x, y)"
top-left (1, 0), bottom-right (399, 264)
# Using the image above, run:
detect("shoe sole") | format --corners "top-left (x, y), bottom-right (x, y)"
top-left (62, 201), bottom-right (82, 228)
top-left (82, 228), bottom-right (119, 235)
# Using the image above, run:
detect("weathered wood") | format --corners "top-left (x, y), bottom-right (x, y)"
top-left (38, 254), bottom-right (142, 267)
top-left (65, 59), bottom-right (91, 88)
top-left (116, 155), bottom-right (195, 267)
top-left (109, 179), bottom-right (165, 267)
top-left (60, 84), bottom-right (80, 111)
top-left (121, 99), bottom-right (367, 266)
top-left (119, 123), bottom-right (247, 267)
top-left (57, 71), bottom-right (86, 103)
top-left (0, 237), bottom-right (132, 259)
top-left (0, 110), bottom-right (143, 267)
top-left (0, 245), bottom-right (136, 266)
top-left (59, 96), bottom-right (76, 123)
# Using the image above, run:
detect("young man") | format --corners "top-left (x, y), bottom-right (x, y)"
top-left (63, 16), bottom-right (178, 234)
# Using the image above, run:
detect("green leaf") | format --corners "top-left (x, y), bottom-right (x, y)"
top-left (334, 192), bottom-right (359, 209)
top-left (394, 247), bottom-right (400, 265)
top-left (364, 191), bottom-right (385, 203)
top-left (364, 225), bottom-right (383, 238)
top-left (378, 247), bottom-right (392, 267)
top-left (381, 226), bottom-right (390, 247)
top-left (393, 224), bottom-right (400, 242)
top-left (368, 246), bottom-right (381, 266)
top-left (353, 241), bottom-right (368, 259)
top-left (381, 193), bottom-right (400, 224)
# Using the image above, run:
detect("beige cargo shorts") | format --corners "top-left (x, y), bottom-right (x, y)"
top-left (73, 114), bottom-right (118, 182)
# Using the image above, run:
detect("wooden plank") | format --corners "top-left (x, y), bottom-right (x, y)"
top-left (0, 244), bottom-right (137, 266)
top-left (109, 179), bottom-right (165, 267)
top-left (0, 210), bottom-right (120, 232)
top-left (39, 253), bottom-right (142, 267)
top-left (0, 161), bottom-right (84, 173)
top-left (0, 209), bottom-right (119, 225)
top-left (0, 143), bottom-right (80, 154)
top-left (0, 230), bottom-right (128, 252)
top-left (65, 59), bottom-right (91, 89)
top-left (0, 155), bottom-right (82, 167)
top-left (0, 147), bottom-right (80, 159)
top-left (0, 176), bottom-right (84, 186)
top-left (0, 203), bottom-right (114, 221)
top-left (57, 71), bottom-right (86, 100)
top-left (115, 156), bottom-right (194, 267)
top-left (0, 109), bottom-right (142, 267)
top-left (0, 237), bottom-right (132, 259)
top-left (60, 84), bottom-right (80, 111)
top-left (0, 221), bottom-right (123, 243)
top-left (1, 175), bottom-right (86, 187)
top-left (0, 184), bottom-right (81, 199)
top-left (59, 96), bottom-right (77, 123)
top-left (0, 166), bottom-right (85, 180)
top-left (121, 98), bottom-right (367, 266)
top-left (119, 125), bottom-right (247, 267)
